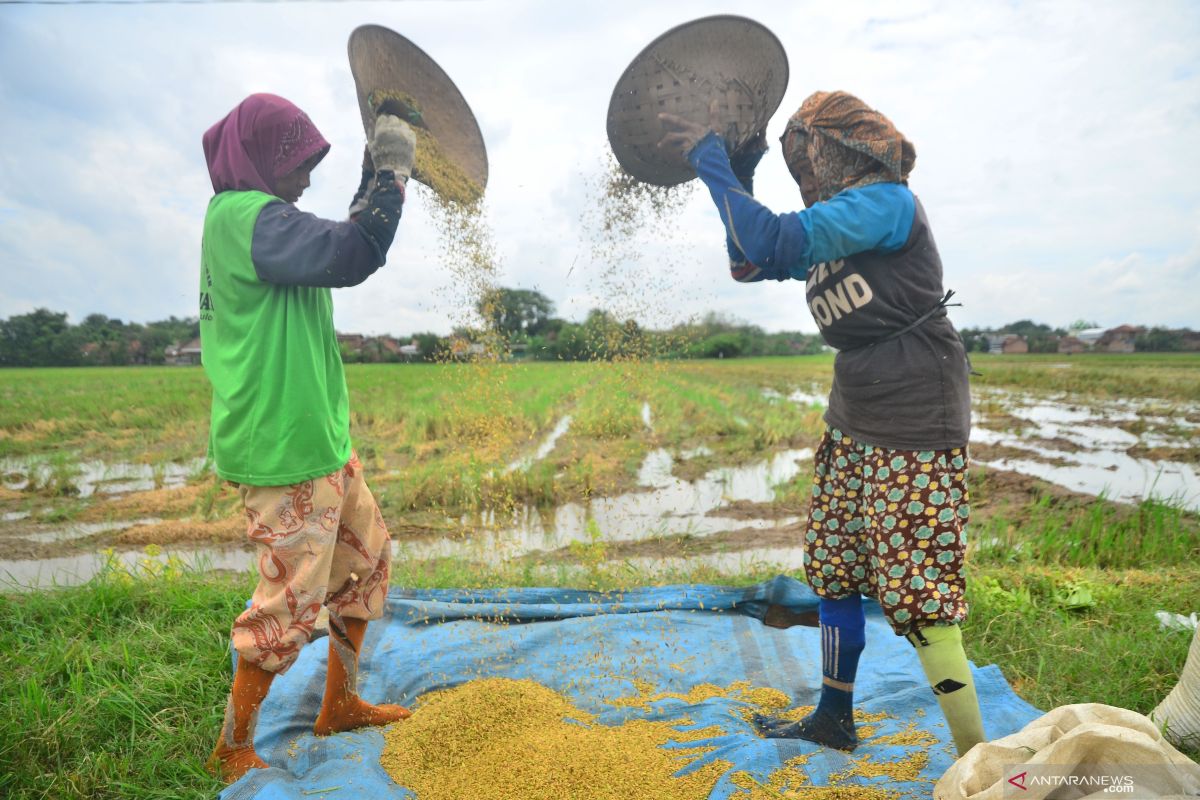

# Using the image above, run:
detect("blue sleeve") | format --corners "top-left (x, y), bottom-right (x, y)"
top-left (802, 182), bottom-right (915, 265)
top-left (689, 132), bottom-right (915, 279)
top-left (690, 133), bottom-right (792, 282)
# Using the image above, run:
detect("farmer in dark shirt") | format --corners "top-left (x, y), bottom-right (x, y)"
top-left (659, 90), bottom-right (984, 757)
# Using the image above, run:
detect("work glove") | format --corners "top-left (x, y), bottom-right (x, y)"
top-left (369, 114), bottom-right (416, 183)
top-left (348, 145), bottom-right (375, 217)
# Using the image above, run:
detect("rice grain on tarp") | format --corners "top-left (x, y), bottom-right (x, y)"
top-left (379, 677), bottom-right (732, 800)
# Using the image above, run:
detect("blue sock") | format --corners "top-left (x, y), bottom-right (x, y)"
top-left (814, 595), bottom-right (866, 722)
top-left (753, 595), bottom-right (867, 749)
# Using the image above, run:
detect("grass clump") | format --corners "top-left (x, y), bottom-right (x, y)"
top-left (0, 557), bottom-right (253, 800)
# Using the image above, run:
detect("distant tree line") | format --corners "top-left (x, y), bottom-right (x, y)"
top-left (958, 318), bottom-right (1198, 354)
top-left (5, 300), bottom-right (1195, 367)
top-left (0, 291), bottom-right (824, 367)
top-left (460, 289), bottom-right (824, 362)
top-left (0, 309), bottom-right (198, 367)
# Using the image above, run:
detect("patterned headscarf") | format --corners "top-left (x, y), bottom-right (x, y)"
top-left (202, 93), bottom-right (330, 195)
top-left (779, 90), bottom-right (916, 201)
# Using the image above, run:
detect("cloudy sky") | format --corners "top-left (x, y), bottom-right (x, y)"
top-left (1, 0), bottom-right (1197, 336)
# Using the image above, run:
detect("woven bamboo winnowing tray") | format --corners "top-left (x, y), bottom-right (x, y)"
top-left (607, 15), bottom-right (789, 187)
top-left (348, 24), bottom-right (488, 193)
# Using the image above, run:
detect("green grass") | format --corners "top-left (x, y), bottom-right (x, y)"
top-left (0, 561), bottom-right (250, 800)
top-left (961, 564), bottom-right (1200, 719)
top-left (966, 352), bottom-right (1200, 402)
top-left (966, 462), bottom-right (1200, 569)
top-left (0, 367), bottom-right (211, 461)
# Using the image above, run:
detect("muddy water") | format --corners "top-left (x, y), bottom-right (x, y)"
top-left (972, 390), bottom-right (1199, 509)
top-left (1, 443), bottom-right (812, 590)
top-left (0, 545), bottom-right (251, 591)
top-left (12, 517), bottom-right (162, 545)
top-left (506, 415), bottom-right (573, 473)
top-left (10, 383), bottom-right (1193, 590)
top-left (0, 457), bottom-right (205, 498)
top-left (773, 384), bottom-right (1200, 510)
top-left (395, 447), bottom-right (812, 563)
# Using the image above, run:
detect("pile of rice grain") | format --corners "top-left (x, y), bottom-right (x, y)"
top-left (379, 677), bottom-right (730, 800)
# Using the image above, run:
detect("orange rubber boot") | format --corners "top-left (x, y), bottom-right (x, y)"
top-left (313, 616), bottom-right (411, 736)
top-left (207, 657), bottom-right (276, 783)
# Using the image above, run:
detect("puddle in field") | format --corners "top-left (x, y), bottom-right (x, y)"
top-left (3, 446), bottom-right (812, 590)
top-left (771, 383), bottom-right (1200, 510)
top-left (972, 389), bottom-right (1200, 509)
top-left (762, 384), bottom-right (828, 408)
top-left (7, 517), bottom-right (163, 545)
top-left (11, 384), bottom-right (1195, 588)
top-left (395, 447), bottom-right (813, 563)
top-left (506, 414), bottom-right (573, 473)
top-left (0, 545), bottom-right (251, 591)
top-left (0, 456), bottom-right (207, 498)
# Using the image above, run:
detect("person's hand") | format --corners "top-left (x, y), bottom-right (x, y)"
top-left (657, 98), bottom-right (721, 167)
top-left (369, 114), bottom-right (416, 182)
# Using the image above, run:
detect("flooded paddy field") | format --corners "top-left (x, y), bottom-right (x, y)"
top-left (1, 354), bottom-right (1196, 590)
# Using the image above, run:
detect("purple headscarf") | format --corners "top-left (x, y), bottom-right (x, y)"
top-left (202, 93), bottom-right (331, 195)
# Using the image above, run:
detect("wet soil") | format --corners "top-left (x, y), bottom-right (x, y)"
top-left (5, 382), bottom-right (1198, 589)
top-left (561, 520), bottom-right (806, 561)
top-left (704, 464), bottom-right (1105, 537)
top-left (114, 517), bottom-right (243, 546)
top-left (1025, 435), bottom-right (1083, 453)
top-left (706, 498), bottom-right (804, 521)
top-left (76, 482), bottom-right (229, 522)
top-left (973, 410), bottom-right (1027, 432)
top-left (972, 442), bottom-right (1076, 468)
top-left (969, 466), bottom-right (1099, 520)
top-left (1126, 444), bottom-right (1200, 464)
top-left (0, 456), bottom-right (1165, 555)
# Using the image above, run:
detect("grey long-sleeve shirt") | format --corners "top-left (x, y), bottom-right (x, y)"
top-left (249, 170), bottom-right (405, 288)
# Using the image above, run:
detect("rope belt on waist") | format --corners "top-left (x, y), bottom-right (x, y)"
top-left (843, 289), bottom-right (961, 352)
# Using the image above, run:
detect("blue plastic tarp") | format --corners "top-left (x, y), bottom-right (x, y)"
top-left (220, 576), bottom-right (1042, 799)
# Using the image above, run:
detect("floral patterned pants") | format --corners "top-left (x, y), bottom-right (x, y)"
top-left (803, 428), bottom-right (970, 636)
top-left (230, 452), bottom-right (391, 673)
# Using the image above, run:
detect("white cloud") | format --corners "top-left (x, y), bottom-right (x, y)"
top-left (0, 0), bottom-right (1197, 334)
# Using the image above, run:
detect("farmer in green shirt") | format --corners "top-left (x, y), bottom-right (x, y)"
top-left (200, 93), bottom-right (415, 782)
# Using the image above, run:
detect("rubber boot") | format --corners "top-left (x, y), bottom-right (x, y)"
top-left (1152, 626), bottom-right (1200, 749)
top-left (907, 625), bottom-right (985, 757)
top-left (207, 657), bottom-right (275, 784)
top-left (313, 615), bottom-right (411, 736)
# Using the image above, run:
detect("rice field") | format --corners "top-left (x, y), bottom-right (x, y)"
top-left (1, 354), bottom-right (1196, 583)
